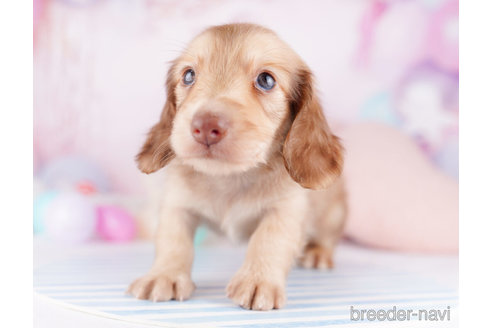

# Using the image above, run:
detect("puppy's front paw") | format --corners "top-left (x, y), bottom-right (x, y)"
top-left (226, 270), bottom-right (286, 311)
top-left (127, 272), bottom-right (195, 302)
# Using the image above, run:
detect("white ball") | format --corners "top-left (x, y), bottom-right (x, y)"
top-left (44, 192), bottom-right (96, 243)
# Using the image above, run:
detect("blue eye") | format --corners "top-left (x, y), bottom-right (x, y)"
top-left (183, 69), bottom-right (195, 85)
top-left (255, 72), bottom-right (276, 91)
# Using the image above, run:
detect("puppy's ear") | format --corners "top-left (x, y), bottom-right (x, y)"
top-left (136, 64), bottom-right (178, 174)
top-left (282, 68), bottom-right (344, 189)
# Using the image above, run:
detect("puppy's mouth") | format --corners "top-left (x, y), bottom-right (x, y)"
top-left (183, 142), bottom-right (230, 161)
top-left (174, 131), bottom-right (268, 175)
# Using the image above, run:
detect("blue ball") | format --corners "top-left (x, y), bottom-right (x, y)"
top-left (33, 191), bottom-right (59, 234)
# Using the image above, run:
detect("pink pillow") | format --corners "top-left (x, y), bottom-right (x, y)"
top-left (340, 123), bottom-right (458, 253)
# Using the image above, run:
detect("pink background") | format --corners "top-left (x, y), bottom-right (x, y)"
top-left (34, 0), bottom-right (458, 194)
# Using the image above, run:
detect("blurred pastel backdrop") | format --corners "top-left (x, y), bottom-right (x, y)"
top-left (33, 0), bottom-right (458, 250)
top-left (34, 0), bottom-right (458, 191)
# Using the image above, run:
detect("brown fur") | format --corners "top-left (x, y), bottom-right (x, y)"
top-left (136, 64), bottom-right (178, 173)
top-left (284, 69), bottom-right (344, 189)
top-left (128, 23), bottom-right (347, 311)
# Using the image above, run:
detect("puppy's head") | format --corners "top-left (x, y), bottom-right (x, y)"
top-left (137, 24), bottom-right (343, 189)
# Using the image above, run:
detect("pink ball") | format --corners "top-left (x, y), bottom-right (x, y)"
top-left (96, 206), bottom-right (137, 242)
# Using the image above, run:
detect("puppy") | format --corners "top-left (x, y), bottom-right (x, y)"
top-left (128, 23), bottom-right (346, 311)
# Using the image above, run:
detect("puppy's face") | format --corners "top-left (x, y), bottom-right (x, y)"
top-left (169, 26), bottom-right (294, 175)
top-left (137, 24), bottom-right (343, 189)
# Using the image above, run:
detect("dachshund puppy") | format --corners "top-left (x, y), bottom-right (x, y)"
top-left (128, 23), bottom-right (346, 311)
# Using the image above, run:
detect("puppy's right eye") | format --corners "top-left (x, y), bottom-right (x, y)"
top-left (183, 69), bottom-right (195, 86)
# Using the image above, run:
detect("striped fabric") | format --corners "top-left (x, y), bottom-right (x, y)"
top-left (34, 242), bottom-right (458, 327)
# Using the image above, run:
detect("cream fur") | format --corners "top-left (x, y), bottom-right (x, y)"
top-left (129, 23), bottom-right (347, 311)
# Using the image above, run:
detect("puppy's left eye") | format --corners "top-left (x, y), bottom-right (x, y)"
top-left (255, 72), bottom-right (276, 91)
top-left (183, 69), bottom-right (195, 86)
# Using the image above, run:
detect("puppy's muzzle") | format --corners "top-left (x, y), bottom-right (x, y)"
top-left (191, 112), bottom-right (229, 146)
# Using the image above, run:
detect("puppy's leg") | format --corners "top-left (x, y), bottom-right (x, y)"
top-left (128, 207), bottom-right (197, 302)
top-left (300, 194), bottom-right (346, 270)
top-left (301, 241), bottom-right (336, 270)
top-left (226, 203), bottom-right (304, 311)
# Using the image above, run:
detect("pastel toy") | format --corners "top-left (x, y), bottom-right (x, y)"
top-left (44, 192), bottom-right (96, 243)
top-left (341, 123), bottom-right (458, 253)
top-left (96, 205), bottom-right (137, 242)
top-left (33, 190), bottom-right (59, 234)
top-left (395, 64), bottom-right (458, 154)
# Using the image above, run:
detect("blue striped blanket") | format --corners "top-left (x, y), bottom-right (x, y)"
top-left (34, 242), bottom-right (458, 327)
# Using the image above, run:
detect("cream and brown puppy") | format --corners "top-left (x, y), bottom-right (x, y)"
top-left (128, 23), bottom-right (346, 311)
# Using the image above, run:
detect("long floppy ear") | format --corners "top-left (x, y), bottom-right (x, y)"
top-left (136, 64), bottom-right (178, 174)
top-left (282, 68), bottom-right (344, 189)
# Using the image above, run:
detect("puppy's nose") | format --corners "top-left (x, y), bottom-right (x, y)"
top-left (191, 112), bottom-right (228, 146)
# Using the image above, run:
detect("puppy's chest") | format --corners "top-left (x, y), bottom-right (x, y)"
top-left (185, 176), bottom-right (272, 240)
